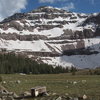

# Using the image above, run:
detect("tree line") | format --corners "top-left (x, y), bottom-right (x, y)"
top-left (0, 53), bottom-right (72, 74)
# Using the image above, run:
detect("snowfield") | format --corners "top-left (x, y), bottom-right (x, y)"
top-left (0, 37), bottom-right (100, 52)
top-left (42, 53), bottom-right (100, 68)
top-left (1, 37), bottom-right (100, 68)
top-left (0, 39), bottom-right (51, 52)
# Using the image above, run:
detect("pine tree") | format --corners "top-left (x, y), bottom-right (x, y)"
top-left (70, 66), bottom-right (77, 75)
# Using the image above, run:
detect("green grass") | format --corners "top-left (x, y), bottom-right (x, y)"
top-left (1, 74), bottom-right (100, 100)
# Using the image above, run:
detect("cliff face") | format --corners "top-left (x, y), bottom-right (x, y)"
top-left (0, 6), bottom-right (100, 68)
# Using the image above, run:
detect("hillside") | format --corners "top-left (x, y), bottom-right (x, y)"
top-left (0, 6), bottom-right (100, 68)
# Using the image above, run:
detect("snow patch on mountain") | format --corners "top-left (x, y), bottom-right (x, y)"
top-left (0, 39), bottom-right (51, 52)
top-left (42, 53), bottom-right (100, 68)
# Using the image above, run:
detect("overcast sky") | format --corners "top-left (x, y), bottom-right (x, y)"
top-left (0, 0), bottom-right (100, 21)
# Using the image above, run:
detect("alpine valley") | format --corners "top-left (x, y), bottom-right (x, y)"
top-left (0, 6), bottom-right (100, 68)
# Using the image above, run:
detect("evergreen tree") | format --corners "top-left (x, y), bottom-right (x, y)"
top-left (70, 66), bottom-right (77, 75)
top-left (0, 53), bottom-right (69, 74)
top-left (0, 76), bottom-right (2, 82)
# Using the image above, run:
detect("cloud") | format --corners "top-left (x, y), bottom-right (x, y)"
top-left (91, 0), bottom-right (94, 4)
top-left (89, 0), bottom-right (95, 5)
top-left (0, 0), bottom-right (27, 21)
top-left (61, 2), bottom-right (75, 11)
top-left (39, 0), bottom-right (55, 3)
top-left (39, 0), bottom-right (75, 11)
top-left (39, 0), bottom-right (68, 4)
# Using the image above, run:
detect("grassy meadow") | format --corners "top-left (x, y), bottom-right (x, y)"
top-left (0, 74), bottom-right (100, 100)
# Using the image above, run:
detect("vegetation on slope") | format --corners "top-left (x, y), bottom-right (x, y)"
top-left (0, 53), bottom-right (69, 74)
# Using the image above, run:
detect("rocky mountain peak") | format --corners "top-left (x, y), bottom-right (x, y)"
top-left (0, 6), bottom-right (69, 24)
top-left (0, 6), bottom-right (97, 40)
top-left (0, 6), bottom-right (100, 68)
top-left (31, 6), bottom-right (67, 13)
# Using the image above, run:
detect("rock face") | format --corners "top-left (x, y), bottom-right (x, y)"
top-left (0, 6), bottom-right (97, 40)
top-left (74, 29), bottom-right (94, 39)
top-left (82, 13), bottom-right (100, 36)
top-left (82, 13), bottom-right (100, 25)
top-left (0, 33), bottom-right (48, 41)
top-left (0, 6), bottom-right (100, 68)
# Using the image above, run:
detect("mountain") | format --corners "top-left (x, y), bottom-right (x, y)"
top-left (0, 6), bottom-right (100, 68)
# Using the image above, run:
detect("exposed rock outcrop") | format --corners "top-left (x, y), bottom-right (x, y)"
top-left (0, 33), bottom-right (48, 40)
